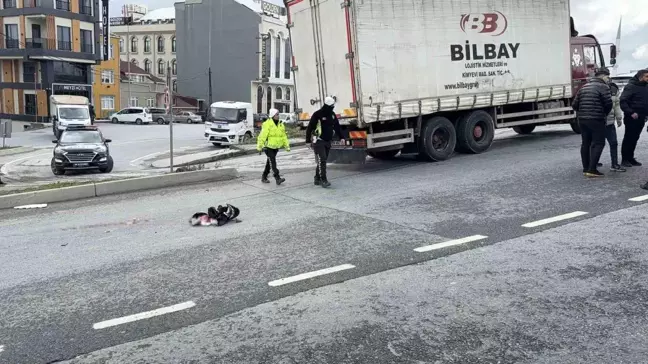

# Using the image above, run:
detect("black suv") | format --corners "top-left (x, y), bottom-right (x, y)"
top-left (51, 126), bottom-right (114, 175)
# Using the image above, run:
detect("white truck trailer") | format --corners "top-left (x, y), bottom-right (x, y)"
top-left (286, 0), bottom-right (614, 161)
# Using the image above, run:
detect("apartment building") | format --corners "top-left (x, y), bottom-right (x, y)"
top-left (92, 35), bottom-right (120, 119)
top-left (0, 0), bottom-right (101, 122)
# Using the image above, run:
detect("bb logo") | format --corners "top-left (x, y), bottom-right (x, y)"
top-left (460, 12), bottom-right (508, 36)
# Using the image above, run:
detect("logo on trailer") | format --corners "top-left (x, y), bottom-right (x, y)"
top-left (460, 12), bottom-right (508, 36)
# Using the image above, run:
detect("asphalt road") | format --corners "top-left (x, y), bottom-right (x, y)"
top-left (2, 124), bottom-right (648, 363)
top-left (0, 122), bottom-right (207, 183)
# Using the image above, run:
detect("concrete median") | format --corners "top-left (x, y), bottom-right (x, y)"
top-left (0, 168), bottom-right (239, 209)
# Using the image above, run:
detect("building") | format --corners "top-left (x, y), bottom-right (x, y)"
top-left (92, 35), bottom-right (120, 119)
top-left (0, 0), bottom-right (101, 122)
top-left (110, 6), bottom-right (177, 94)
top-left (175, 0), bottom-right (294, 114)
top-left (119, 60), bottom-right (165, 110)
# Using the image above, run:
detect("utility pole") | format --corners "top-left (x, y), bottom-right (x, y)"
top-left (34, 68), bottom-right (38, 124)
top-left (167, 61), bottom-right (174, 172)
top-left (207, 0), bottom-right (213, 107)
top-left (127, 20), bottom-right (131, 106)
top-left (208, 67), bottom-right (212, 106)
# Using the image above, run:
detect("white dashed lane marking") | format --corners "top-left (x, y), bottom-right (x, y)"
top-left (414, 235), bottom-right (488, 253)
top-left (268, 264), bottom-right (356, 287)
top-left (93, 301), bottom-right (196, 330)
top-left (521, 211), bottom-right (588, 228)
top-left (629, 194), bottom-right (648, 202)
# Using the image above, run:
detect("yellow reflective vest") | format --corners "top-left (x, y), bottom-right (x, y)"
top-left (257, 119), bottom-right (290, 151)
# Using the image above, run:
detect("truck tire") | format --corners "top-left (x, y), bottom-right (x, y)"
top-left (456, 110), bottom-right (495, 154)
top-left (570, 122), bottom-right (581, 134)
top-left (418, 116), bottom-right (456, 161)
top-left (513, 125), bottom-right (536, 135)
top-left (368, 150), bottom-right (400, 160)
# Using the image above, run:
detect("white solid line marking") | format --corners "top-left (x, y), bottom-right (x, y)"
top-left (268, 264), bottom-right (356, 287)
top-left (92, 301), bottom-right (196, 330)
top-left (0, 345), bottom-right (4, 353)
top-left (414, 235), bottom-right (488, 253)
top-left (521, 211), bottom-right (588, 228)
top-left (629, 194), bottom-right (648, 202)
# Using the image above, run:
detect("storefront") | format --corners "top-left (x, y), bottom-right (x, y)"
top-left (52, 83), bottom-right (93, 100)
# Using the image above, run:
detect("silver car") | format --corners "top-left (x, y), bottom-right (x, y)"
top-left (176, 111), bottom-right (203, 124)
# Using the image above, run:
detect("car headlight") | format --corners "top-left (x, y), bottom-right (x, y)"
top-left (54, 147), bottom-right (65, 155)
top-left (94, 146), bottom-right (107, 153)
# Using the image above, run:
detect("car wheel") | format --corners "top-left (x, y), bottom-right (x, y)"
top-left (187, 119), bottom-right (193, 124)
top-left (157, 118), bottom-right (165, 124)
top-left (51, 158), bottom-right (65, 176)
top-left (136, 118), bottom-right (143, 125)
top-left (111, 118), bottom-right (118, 124)
top-left (99, 156), bottom-right (114, 173)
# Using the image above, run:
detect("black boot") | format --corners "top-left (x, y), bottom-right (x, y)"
top-left (275, 176), bottom-right (285, 185)
top-left (261, 176), bottom-right (270, 183)
top-left (314, 177), bottom-right (321, 186)
top-left (321, 180), bottom-right (331, 188)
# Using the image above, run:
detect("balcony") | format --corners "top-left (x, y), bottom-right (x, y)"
top-left (24, 0), bottom-right (42, 7)
top-left (2, 0), bottom-right (16, 8)
top-left (80, 43), bottom-right (93, 53)
top-left (57, 40), bottom-right (71, 51)
top-left (5, 38), bottom-right (20, 49)
top-left (55, 0), bottom-right (70, 11)
top-left (79, 4), bottom-right (92, 15)
top-left (26, 37), bottom-right (45, 49)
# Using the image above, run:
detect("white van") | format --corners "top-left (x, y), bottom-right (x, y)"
top-left (204, 101), bottom-right (254, 146)
top-left (109, 107), bottom-right (153, 125)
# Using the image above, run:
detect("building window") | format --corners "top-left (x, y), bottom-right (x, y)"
top-left (256, 86), bottom-right (263, 113)
top-left (263, 33), bottom-right (271, 78)
top-left (55, 0), bottom-right (70, 11)
top-left (25, 94), bottom-right (37, 115)
top-left (285, 88), bottom-right (290, 101)
top-left (172, 60), bottom-right (177, 75)
top-left (4, 24), bottom-right (19, 48)
top-left (53, 61), bottom-right (88, 84)
top-left (56, 26), bottom-right (72, 51)
top-left (157, 36), bottom-right (165, 53)
top-left (143, 59), bottom-right (151, 73)
top-left (130, 36), bottom-right (138, 53)
top-left (131, 59), bottom-right (138, 66)
top-left (146, 98), bottom-right (155, 107)
top-left (284, 39), bottom-right (291, 79)
top-left (172, 80), bottom-right (177, 92)
top-left (275, 36), bottom-right (281, 79)
top-left (101, 70), bottom-right (114, 84)
top-left (158, 59), bottom-right (165, 75)
top-left (143, 36), bottom-right (151, 53)
top-left (276, 86), bottom-right (282, 100)
top-left (266, 86), bottom-right (272, 114)
top-left (110, 44), bottom-right (114, 59)
top-left (80, 0), bottom-right (92, 15)
top-left (101, 95), bottom-right (115, 110)
top-left (119, 38), bottom-right (124, 52)
top-left (24, 0), bottom-right (40, 7)
top-left (129, 97), bottom-right (138, 107)
top-left (80, 29), bottom-right (93, 53)
top-left (171, 36), bottom-right (176, 53)
top-left (3, 0), bottom-right (16, 9)
top-left (23, 62), bottom-right (37, 82)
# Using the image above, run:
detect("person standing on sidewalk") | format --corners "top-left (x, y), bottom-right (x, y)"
top-left (257, 108), bottom-right (290, 185)
top-left (620, 69), bottom-right (648, 167)
top-left (605, 82), bottom-right (626, 172)
top-left (305, 96), bottom-right (344, 188)
top-left (572, 67), bottom-right (613, 177)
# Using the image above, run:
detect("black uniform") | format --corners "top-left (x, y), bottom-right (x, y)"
top-left (89, 104), bottom-right (96, 125)
top-left (305, 104), bottom-right (343, 184)
top-left (620, 70), bottom-right (648, 165)
top-left (572, 77), bottom-right (613, 173)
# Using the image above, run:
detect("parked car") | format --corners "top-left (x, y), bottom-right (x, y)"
top-left (253, 113), bottom-right (268, 130)
top-left (51, 125), bottom-right (113, 175)
top-left (279, 112), bottom-right (296, 125)
top-left (149, 107), bottom-right (170, 124)
top-left (176, 111), bottom-right (203, 124)
top-left (109, 107), bottom-right (153, 125)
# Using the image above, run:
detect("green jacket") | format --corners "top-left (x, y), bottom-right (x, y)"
top-left (257, 119), bottom-right (290, 151)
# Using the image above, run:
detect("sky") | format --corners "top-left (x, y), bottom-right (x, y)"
top-left (108, 0), bottom-right (648, 74)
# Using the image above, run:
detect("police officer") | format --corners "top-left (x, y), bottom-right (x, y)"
top-left (305, 96), bottom-right (344, 188)
top-left (257, 108), bottom-right (290, 185)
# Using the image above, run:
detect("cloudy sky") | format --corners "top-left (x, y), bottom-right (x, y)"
top-left (109, 0), bottom-right (647, 74)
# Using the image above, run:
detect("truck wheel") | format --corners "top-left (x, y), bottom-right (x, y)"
top-left (418, 116), bottom-right (456, 161)
top-left (570, 122), bottom-right (581, 134)
top-left (513, 125), bottom-right (536, 135)
top-left (51, 158), bottom-right (65, 176)
top-left (99, 156), bottom-right (114, 173)
top-left (368, 150), bottom-right (400, 160)
top-left (241, 132), bottom-right (253, 144)
top-left (456, 110), bottom-right (495, 154)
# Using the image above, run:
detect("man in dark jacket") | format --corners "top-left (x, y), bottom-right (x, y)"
top-left (620, 69), bottom-right (648, 167)
top-left (89, 104), bottom-right (96, 125)
top-left (305, 96), bottom-right (344, 188)
top-left (572, 67), bottom-right (613, 177)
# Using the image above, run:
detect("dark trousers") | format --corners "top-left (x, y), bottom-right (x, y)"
top-left (262, 148), bottom-right (280, 178)
top-left (621, 117), bottom-right (646, 162)
top-left (579, 120), bottom-right (605, 172)
top-left (313, 140), bottom-right (331, 181)
top-left (605, 124), bottom-right (619, 166)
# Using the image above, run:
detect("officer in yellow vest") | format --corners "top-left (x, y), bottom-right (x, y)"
top-left (305, 97), bottom-right (344, 188)
top-left (257, 108), bottom-right (290, 185)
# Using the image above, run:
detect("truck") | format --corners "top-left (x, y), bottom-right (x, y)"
top-left (286, 0), bottom-right (616, 162)
top-left (204, 101), bottom-right (255, 146)
top-left (49, 95), bottom-right (92, 140)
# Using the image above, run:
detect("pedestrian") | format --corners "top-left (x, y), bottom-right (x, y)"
top-left (620, 69), bottom-right (648, 167)
top-left (572, 67), bottom-right (613, 177)
top-left (305, 96), bottom-right (345, 188)
top-left (89, 104), bottom-right (96, 125)
top-left (605, 82), bottom-right (626, 172)
top-left (256, 108), bottom-right (289, 185)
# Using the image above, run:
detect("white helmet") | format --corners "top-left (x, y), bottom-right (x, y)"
top-left (324, 96), bottom-right (335, 106)
top-left (269, 108), bottom-right (280, 118)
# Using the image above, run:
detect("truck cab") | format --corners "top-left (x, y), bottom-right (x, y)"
top-left (49, 95), bottom-right (92, 139)
top-left (204, 101), bottom-right (254, 147)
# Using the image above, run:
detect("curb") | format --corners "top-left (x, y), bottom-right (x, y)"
top-left (0, 146), bottom-right (35, 157)
top-left (0, 168), bottom-right (238, 210)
